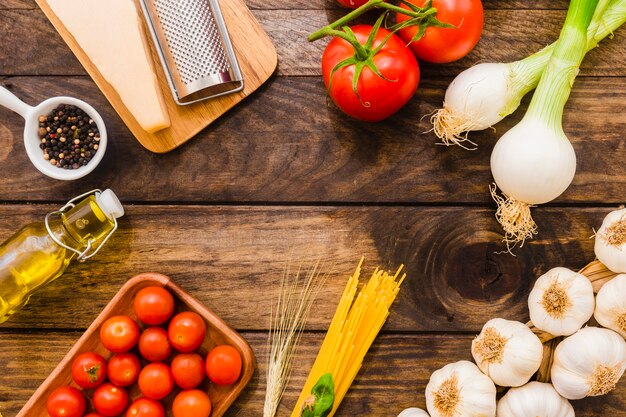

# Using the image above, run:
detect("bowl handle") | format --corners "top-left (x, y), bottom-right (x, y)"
top-left (0, 85), bottom-right (33, 119)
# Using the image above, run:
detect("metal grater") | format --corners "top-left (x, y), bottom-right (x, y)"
top-left (139, 0), bottom-right (244, 105)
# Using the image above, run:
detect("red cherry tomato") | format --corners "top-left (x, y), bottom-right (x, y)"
top-left (171, 353), bottom-right (205, 389)
top-left (93, 383), bottom-right (129, 417)
top-left (107, 352), bottom-right (142, 387)
top-left (397, 0), bottom-right (484, 63)
top-left (134, 286), bottom-right (175, 326)
top-left (205, 345), bottom-right (242, 385)
top-left (126, 398), bottom-right (165, 417)
top-left (46, 386), bottom-right (86, 417)
top-left (168, 312), bottom-right (206, 353)
top-left (172, 390), bottom-right (212, 417)
top-left (85, 413), bottom-right (106, 417)
top-left (100, 315), bottom-right (140, 353)
top-left (139, 327), bottom-right (172, 362)
top-left (138, 363), bottom-right (175, 400)
top-left (322, 25), bottom-right (419, 122)
top-left (71, 351), bottom-right (107, 389)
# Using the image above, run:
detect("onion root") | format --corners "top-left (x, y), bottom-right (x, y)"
top-left (490, 184), bottom-right (538, 252)
top-left (430, 107), bottom-right (479, 150)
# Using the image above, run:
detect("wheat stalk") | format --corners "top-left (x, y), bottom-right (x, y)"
top-left (263, 261), bottom-right (327, 417)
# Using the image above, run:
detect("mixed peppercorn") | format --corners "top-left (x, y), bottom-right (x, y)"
top-left (38, 104), bottom-right (100, 170)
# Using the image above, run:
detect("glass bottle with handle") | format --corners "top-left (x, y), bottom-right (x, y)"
top-left (0, 189), bottom-right (124, 323)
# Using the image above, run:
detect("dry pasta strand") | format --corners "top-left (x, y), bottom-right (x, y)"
top-left (290, 257), bottom-right (405, 417)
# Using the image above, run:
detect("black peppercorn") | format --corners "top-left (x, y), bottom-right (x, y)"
top-left (38, 104), bottom-right (99, 170)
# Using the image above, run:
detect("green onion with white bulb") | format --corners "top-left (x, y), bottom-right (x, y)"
top-left (431, 0), bottom-right (626, 149)
top-left (489, 0), bottom-right (601, 249)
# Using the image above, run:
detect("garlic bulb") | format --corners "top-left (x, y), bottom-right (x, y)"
top-left (425, 360), bottom-right (496, 417)
top-left (497, 381), bottom-right (574, 417)
top-left (595, 208), bottom-right (626, 273)
top-left (528, 267), bottom-right (594, 336)
top-left (398, 408), bottom-right (430, 417)
top-left (471, 318), bottom-right (543, 387)
top-left (594, 274), bottom-right (626, 338)
top-left (551, 326), bottom-right (626, 399)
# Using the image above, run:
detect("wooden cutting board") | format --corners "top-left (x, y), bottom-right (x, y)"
top-left (36, 0), bottom-right (277, 153)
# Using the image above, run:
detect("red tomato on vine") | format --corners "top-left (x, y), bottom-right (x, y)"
top-left (322, 19), bottom-right (420, 122)
top-left (397, 0), bottom-right (484, 63)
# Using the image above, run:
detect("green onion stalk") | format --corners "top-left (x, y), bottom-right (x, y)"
top-left (489, 0), bottom-right (600, 250)
top-left (432, 0), bottom-right (626, 149)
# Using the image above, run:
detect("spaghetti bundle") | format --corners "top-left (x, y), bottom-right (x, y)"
top-left (290, 257), bottom-right (405, 417)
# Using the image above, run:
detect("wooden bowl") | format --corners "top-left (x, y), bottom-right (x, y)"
top-left (16, 272), bottom-right (255, 417)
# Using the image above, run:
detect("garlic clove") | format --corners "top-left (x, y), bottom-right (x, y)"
top-left (551, 326), bottom-right (626, 399)
top-left (594, 208), bottom-right (626, 273)
top-left (397, 408), bottom-right (430, 417)
top-left (497, 381), bottom-right (574, 417)
top-left (471, 318), bottom-right (543, 387)
top-left (595, 274), bottom-right (626, 338)
top-left (528, 267), bottom-right (594, 336)
top-left (425, 360), bottom-right (496, 417)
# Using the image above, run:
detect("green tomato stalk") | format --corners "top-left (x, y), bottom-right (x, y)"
top-left (308, 0), bottom-right (445, 43)
top-left (432, 0), bottom-right (626, 149)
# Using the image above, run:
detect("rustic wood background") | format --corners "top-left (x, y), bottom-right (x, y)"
top-left (1, 0), bottom-right (625, 415)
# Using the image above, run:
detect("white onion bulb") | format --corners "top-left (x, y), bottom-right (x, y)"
top-left (491, 121), bottom-right (576, 205)
top-left (432, 63), bottom-right (511, 148)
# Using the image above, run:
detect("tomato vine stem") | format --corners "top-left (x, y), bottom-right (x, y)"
top-left (308, 0), bottom-right (438, 42)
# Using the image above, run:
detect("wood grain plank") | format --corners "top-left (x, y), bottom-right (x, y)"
top-left (0, 332), bottom-right (624, 417)
top-left (0, 204), bottom-right (609, 331)
top-left (0, 0), bottom-right (35, 9)
top-left (1, 8), bottom-right (625, 77)
top-left (0, 76), bottom-right (625, 204)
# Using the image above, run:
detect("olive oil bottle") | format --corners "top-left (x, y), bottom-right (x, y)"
top-left (0, 189), bottom-right (124, 323)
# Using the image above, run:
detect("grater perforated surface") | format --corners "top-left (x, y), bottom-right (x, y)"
top-left (153, 0), bottom-right (231, 85)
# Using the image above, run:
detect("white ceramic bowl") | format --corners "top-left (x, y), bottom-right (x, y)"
top-left (0, 87), bottom-right (107, 181)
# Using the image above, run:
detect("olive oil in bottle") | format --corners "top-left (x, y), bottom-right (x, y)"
top-left (0, 189), bottom-right (124, 323)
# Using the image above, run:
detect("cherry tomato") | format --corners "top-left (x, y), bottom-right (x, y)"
top-left (139, 327), bottom-right (172, 362)
top-left (172, 390), bottom-right (212, 417)
top-left (93, 383), bottom-right (129, 417)
top-left (71, 351), bottom-right (107, 389)
top-left (397, 0), bottom-right (484, 63)
top-left (168, 312), bottom-right (206, 353)
top-left (100, 315), bottom-right (140, 353)
top-left (138, 363), bottom-right (174, 400)
top-left (205, 345), bottom-right (242, 385)
top-left (134, 286), bottom-right (175, 326)
top-left (85, 413), bottom-right (105, 417)
top-left (171, 353), bottom-right (205, 389)
top-left (107, 352), bottom-right (141, 387)
top-left (322, 25), bottom-right (419, 122)
top-left (126, 398), bottom-right (165, 417)
top-left (46, 386), bottom-right (86, 417)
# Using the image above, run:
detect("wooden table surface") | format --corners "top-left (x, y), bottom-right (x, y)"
top-left (1, 0), bottom-right (625, 416)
